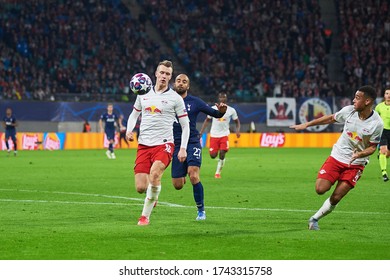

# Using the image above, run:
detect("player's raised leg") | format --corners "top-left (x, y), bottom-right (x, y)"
top-left (137, 157), bottom-right (167, 226)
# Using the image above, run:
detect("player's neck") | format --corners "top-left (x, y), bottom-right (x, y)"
top-left (155, 84), bottom-right (168, 94)
top-left (358, 109), bottom-right (373, 120)
top-left (385, 100), bottom-right (390, 106)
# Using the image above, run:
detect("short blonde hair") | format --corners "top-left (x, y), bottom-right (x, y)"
top-left (157, 60), bottom-right (173, 72)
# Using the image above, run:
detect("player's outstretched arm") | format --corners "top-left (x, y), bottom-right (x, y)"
top-left (290, 114), bottom-right (335, 131)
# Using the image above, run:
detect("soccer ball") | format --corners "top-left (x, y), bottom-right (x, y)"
top-left (129, 73), bottom-right (152, 95)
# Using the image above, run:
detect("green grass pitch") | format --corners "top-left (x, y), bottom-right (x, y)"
top-left (0, 148), bottom-right (389, 260)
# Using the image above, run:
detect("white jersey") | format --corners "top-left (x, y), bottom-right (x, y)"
top-left (331, 105), bottom-right (383, 165)
top-left (207, 105), bottom-right (238, 137)
top-left (133, 87), bottom-right (188, 146)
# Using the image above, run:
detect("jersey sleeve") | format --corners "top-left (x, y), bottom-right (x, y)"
top-left (231, 107), bottom-right (239, 120)
top-left (207, 105), bottom-right (218, 119)
top-left (175, 95), bottom-right (188, 118)
top-left (133, 95), bottom-right (142, 112)
top-left (334, 105), bottom-right (354, 124)
top-left (370, 120), bottom-right (384, 145)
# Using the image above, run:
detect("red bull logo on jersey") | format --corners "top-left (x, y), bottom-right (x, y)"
top-left (260, 133), bottom-right (286, 147)
top-left (144, 105), bottom-right (162, 114)
top-left (346, 131), bottom-right (363, 142)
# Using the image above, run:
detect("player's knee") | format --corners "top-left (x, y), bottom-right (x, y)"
top-left (210, 152), bottom-right (217, 158)
top-left (173, 183), bottom-right (184, 190)
top-left (135, 184), bottom-right (147, 194)
top-left (188, 174), bottom-right (199, 185)
top-left (315, 183), bottom-right (328, 195)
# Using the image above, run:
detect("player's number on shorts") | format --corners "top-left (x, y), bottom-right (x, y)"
top-left (164, 144), bottom-right (172, 153)
top-left (193, 147), bottom-right (201, 159)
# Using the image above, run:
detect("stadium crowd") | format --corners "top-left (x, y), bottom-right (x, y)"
top-left (0, 0), bottom-right (388, 101)
top-left (0, 0), bottom-right (167, 101)
top-left (141, 0), bottom-right (333, 100)
top-left (336, 0), bottom-right (389, 97)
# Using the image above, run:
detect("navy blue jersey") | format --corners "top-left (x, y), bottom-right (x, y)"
top-left (3, 115), bottom-right (17, 132)
top-left (100, 113), bottom-right (119, 131)
top-left (173, 94), bottom-right (224, 145)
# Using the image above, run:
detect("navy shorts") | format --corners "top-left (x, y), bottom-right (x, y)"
top-left (171, 142), bottom-right (202, 178)
top-left (5, 130), bottom-right (16, 141)
top-left (105, 129), bottom-right (115, 141)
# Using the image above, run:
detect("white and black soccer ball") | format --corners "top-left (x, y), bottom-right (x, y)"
top-left (129, 73), bottom-right (152, 95)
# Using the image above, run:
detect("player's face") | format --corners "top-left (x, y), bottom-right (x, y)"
top-left (218, 94), bottom-right (227, 103)
top-left (107, 105), bottom-right (113, 113)
top-left (6, 109), bottom-right (12, 116)
top-left (384, 90), bottom-right (390, 102)
top-left (155, 65), bottom-right (172, 88)
top-left (174, 75), bottom-right (189, 95)
top-left (352, 91), bottom-right (370, 111)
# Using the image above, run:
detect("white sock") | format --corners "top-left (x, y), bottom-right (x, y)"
top-left (312, 197), bottom-right (336, 220)
top-left (216, 159), bottom-right (225, 174)
top-left (141, 184), bottom-right (161, 218)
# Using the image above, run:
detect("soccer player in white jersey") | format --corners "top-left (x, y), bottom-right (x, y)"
top-left (200, 92), bottom-right (240, 178)
top-left (126, 60), bottom-right (190, 226)
top-left (290, 85), bottom-right (383, 230)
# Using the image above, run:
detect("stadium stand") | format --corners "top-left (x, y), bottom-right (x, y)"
top-left (0, 0), bottom-right (388, 102)
top-left (0, 0), bottom-right (169, 102)
top-left (336, 0), bottom-right (389, 97)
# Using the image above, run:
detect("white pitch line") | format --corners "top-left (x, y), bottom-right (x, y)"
top-left (0, 188), bottom-right (389, 216)
top-left (0, 199), bottom-right (143, 207)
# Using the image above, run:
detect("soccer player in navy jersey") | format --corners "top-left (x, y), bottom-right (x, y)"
top-left (172, 74), bottom-right (227, 220)
top-left (99, 103), bottom-right (123, 159)
top-left (2, 108), bottom-right (18, 156)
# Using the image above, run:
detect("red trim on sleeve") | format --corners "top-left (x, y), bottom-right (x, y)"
top-left (133, 106), bottom-right (141, 112)
top-left (177, 114), bottom-right (188, 118)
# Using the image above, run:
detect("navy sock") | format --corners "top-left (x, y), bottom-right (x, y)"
top-left (109, 143), bottom-right (113, 153)
top-left (5, 141), bottom-right (9, 150)
top-left (193, 182), bottom-right (204, 212)
top-left (13, 140), bottom-right (17, 151)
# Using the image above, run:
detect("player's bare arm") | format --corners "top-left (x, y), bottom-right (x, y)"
top-left (290, 114), bottom-right (336, 130)
top-left (98, 119), bottom-right (103, 132)
top-left (199, 118), bottom-right (211, 135)
top-left (235, 118), bottom-right (241, 138)
top-left (349, 144), bottom-right (378, 165)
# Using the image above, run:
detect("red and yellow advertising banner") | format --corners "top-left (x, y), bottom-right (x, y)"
top-left (1, 132), bottom-right (340, 150)
top-left (202, 132), bottom-right (341, 148)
